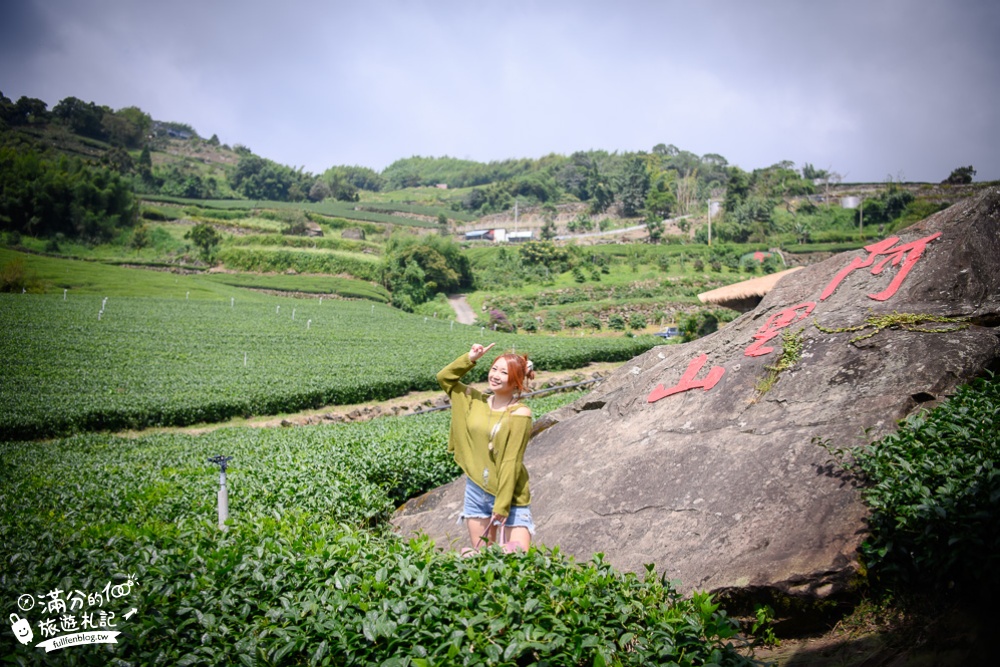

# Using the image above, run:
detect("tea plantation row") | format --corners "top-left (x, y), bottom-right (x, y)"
top-left (0, 294), bottom-right (660, 441)
top-left (0, 394), bottom-right (752, 666)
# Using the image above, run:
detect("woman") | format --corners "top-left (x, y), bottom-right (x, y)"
top-left (437, 342), bottom-right (535, 552)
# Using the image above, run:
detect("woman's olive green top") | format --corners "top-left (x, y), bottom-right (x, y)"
top-left (437, 353), bottom-right (532, 517)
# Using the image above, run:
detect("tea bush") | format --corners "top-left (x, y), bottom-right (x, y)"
top-left (834, 373), bottom-right (1000, 594)
top-left (0, 394), bottom-right (751, 666)
top-left (0, 294), bottom-right (659, 440)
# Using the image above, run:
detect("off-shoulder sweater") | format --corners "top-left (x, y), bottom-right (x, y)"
top-left (437, 353), bottom-right (532, 516)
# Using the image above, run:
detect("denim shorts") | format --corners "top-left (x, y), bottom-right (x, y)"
top-left (461, 477), bottom-right (536, 535)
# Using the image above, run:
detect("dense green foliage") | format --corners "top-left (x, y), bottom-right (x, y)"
top-left (0, 294), bottom-right (659, 440)
top-left (381, 234), bottom-right (474, 310)
top-left (0, 392), bottom-right (750, 666)
top-left (231, 153), bottom-right (315, 202)
top-left (0, 147), bottom-right (138, 243)
top-left (825, 373), bottom-right (1000, 594)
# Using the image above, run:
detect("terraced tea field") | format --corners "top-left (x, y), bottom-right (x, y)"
top-left (0, 293), bottom-right (659, 440)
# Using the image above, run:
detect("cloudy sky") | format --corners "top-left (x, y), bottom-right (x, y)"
top-left (2, 0), bottom-right (998, 183)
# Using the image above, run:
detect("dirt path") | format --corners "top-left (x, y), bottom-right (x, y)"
top-left (116, 362), bottom-right (622, 438)
top-left (447, 293), bottom-right (477, 325)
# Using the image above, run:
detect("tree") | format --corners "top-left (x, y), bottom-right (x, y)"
top-left (137, 146), bottom-right (154, 183)
top-left (615, 156), bottom-right (650, 218)
top-left (943, 166), bottom-right (975, 185)
top-left (9, 96), bottom-right (49, 125)
top-left (734, 195), bottom-right (778, 243)
top-left (106, 106), bottom-right (152, 148)
top-left (540, 204), bottom-right (557, 240)
top-left (185, 222), bottom-right (222, 263)
top-left (101, 146), bottom-right (134, 174)
top-left (52, 96), bottom-right (105, 138)
top-left (0, 147), bottom-right (138, 243)
top-left (646, 217), bottom-right (665, 244)
top-left (674, 172), bottom-right (699, 216)
top-left (381, 233), bottom-right (472, 308)
top-left (645, 170), bottom-right (677, 220)
top-left (308, 179), bottom-right (331, 202)
top-left (518, 240), bottom-right (569, 272)
top-left (722, 167), bottom-right (751, 215)
top-left (801, 163), bottom-right (829, 180)
top-left (130, 223), bottom-right (151, 251)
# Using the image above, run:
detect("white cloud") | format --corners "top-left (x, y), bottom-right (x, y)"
top-left (1, 0), bottom-right (997, 181)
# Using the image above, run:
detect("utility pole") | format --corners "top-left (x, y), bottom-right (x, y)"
top-left (707, 200), bottom-right (713, 246)
top-left (859, 198), bottom-right (864, 238)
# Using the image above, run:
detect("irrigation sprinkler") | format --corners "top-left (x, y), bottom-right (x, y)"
top-left (307, 319), bottom-right (312, 329)
top-left (450, 321), bottom-right (454, 331)
top-left (208, 455), bottom-right (233, 531)
top-left (244, 352), bottom-right (247, 367)
top-left (186, 292), bottom-right (190, 299)
top-left (319, 297), bottom-right (323, 305)
top-left (63, 289), bottom-right (67, 300)
top-left (292, 309), bottom-right (296, 321)
top-left (231, 297), bottom-right (235, 308)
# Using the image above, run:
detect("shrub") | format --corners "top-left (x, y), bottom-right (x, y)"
top-left (629, 313), bottom-right (648, 330)
top-left (489, 308), bottom-right (516, 333)
top-left (824, 373), bottom-right (1000, 595)
top-left (1, 258), bottom-right (32, 292)
top-left (608, 313), bottom-right (626, 330)
top-left (542, 316), bottom-right (563, 332)
top-left (140, 206), bottom-right (179, 222)
top-left (565, 316), bottom-right (582, 329)
top-left (584, 313), bottom-right (602, 330)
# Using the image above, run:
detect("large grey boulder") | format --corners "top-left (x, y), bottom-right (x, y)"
top-left (394, 188), bottom-right (1000, 606)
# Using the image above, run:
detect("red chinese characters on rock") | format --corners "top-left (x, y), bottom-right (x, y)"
top-left (647, 232), bottom-right (942, 404)
top-left (820, 232), bottom-right (942, 302)
top-left (647, 354), bottom-right (725, 403)
top-left (744, 302), bottom-right (817, 358)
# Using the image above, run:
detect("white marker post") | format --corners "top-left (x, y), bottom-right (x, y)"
top-left (208, 456), bottom-right (232, 531)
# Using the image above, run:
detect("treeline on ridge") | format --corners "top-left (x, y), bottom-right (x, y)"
top-left (3, 90), bottom-right (820, 225)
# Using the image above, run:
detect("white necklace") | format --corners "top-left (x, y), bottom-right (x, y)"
top-left (486, 395), bottom-right (513, 452)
